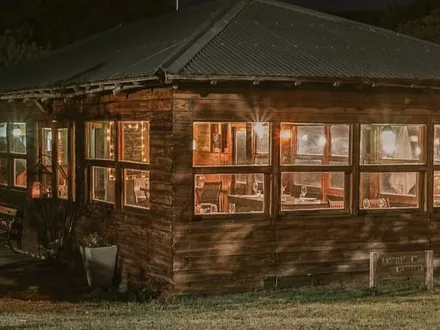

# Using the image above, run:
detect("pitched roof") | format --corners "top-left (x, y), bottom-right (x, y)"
top-left (2, 0), bottom-right (440, 96)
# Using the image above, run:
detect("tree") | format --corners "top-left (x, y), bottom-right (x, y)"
top-left (397, 9), bottom-right (440, 44)
top-left (0, 28), bottom-right (48, 68)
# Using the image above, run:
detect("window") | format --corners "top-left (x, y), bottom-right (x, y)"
top-left (193, 122), bottom-right (270, 215)
top-left (360, 124), bottom-right (424, 210)
top-left (193, 122), bottom-right (270, 166)
top-left (14, 158), bottom-right (27, 188)
top-left (0, 158), bottom-right (7, 185)
top-left (433, 126), bottom-right (440, 208)
top-left (92, 167), bottom-right (115, 203)
top-left (0, 122), bottom-right (27, 189)
top-left (87, 121), bottom-right (115, 160)
top-left (36, 124), bottom-right (73, 200)
top-left (280, 123), bottom-right (350, 211)
top-left (86, 120), bottom-right (150, 209)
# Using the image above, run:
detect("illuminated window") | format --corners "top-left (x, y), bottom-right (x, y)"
top-left (360, 124), bottom-right (424, 210)
top-left (124, 169), bottom-right (149, 209)
top-left (121, 121), bottom-right (149, 163)
top-left (92, 167), bottom-right (115, 204)
top-left (195, 174), bottom-right (265, 214)
top-left (193, 122), bottom-right (270, 216)
top-left (86, 121), bottom-right (150, 209)
top-left (193, 122), bottom-right (270, 166)
top-left (0, 158), bottom-right (7, 185)
top-left (10, 122), bottom-right (26, 154)
top-left (280, 123), bottom-right (350, 212)
top-left (86, 121), bottom-right (116, 160)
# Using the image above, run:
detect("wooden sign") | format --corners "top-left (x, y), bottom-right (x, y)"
top-left (369, 250), bottom-right (434, 292)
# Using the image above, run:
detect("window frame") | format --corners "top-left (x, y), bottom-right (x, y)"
top-left (359, 123), bottom-right (426, 214)
top-left (0, 121), bottom-right (28, 191)
top-left (279, 122), bottom-right (352, 215)
top-left (192, 121), bottom-right (272, 219)
top-left (85, 120), bottom-right (151, 211)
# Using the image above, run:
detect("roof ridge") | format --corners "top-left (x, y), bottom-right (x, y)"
top-left (164, 0), bottom-right (251, 74)
top-left (257, 0), bottom-right (440, 50)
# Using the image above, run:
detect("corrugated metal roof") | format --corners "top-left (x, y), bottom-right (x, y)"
top-left (2, 0), bottom-right (440, 95)
top-left (181, 0), bottom-right (440, 81)
top-left (0, 0), bottom-right (230, 93)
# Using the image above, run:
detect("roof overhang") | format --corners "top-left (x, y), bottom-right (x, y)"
top-left (165, 73), bottom-right (440, 91)
top-left (0, 76), bottom-right (160, 101)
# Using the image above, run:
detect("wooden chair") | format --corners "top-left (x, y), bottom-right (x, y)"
top-left (197, 182), bottom-right (222, 213)
top-left (133, 177), bottom-right (148, 204)
top-left (328, 200), bottom-right (344, 209)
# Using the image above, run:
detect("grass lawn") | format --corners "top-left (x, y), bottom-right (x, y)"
top-left (1, 282), bottom-right (440, 329)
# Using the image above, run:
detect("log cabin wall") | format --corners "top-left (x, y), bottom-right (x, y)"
top-left (172, 85), bottom-right (440, 295)
top-left (53, 88), bottom-right (174, 294)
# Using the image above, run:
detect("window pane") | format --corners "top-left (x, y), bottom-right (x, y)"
top-left (57, 128), bottom-right (69, 199)
top-left (0, 123), bottom-right (6, 152)
top-left (124, 169), bottom-right (149, 209)
top-left (281, 172), bottom-right (345, 210)
top-left (14, 159), bottom-right (27, 188)
top-left (0, 158), bottom-right (7, 185)
top-left (434, 126), bottom-right (440, 164)
top-left (435, 171), bottom-right (440, 207)
top-left (87, 122), bottom-right (115, 160)
top-left (41, 127), bottom-right (52, 166)
top-left (195, 174), bottom-right (265, 214)
top-left (360, 124), bottom-right (424, 165)
top-left (121, 121), bottom-right (149, 163)
top-left (280, 124), bottom-right (350, 165)
top-left (360, 172), bottom-right (418, 209)
top-left (10, 122), bottom-right (26, 154)
top-left (193, 122), bottom-right (270, 166)
top-left (92, 167), bottom-right (115, 203)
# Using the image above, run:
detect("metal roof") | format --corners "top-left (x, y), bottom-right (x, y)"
top-left (2, 0), bottom-right (440, 96)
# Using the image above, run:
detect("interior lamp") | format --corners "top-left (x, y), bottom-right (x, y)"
top-left (381, 125), bottom-right (396, 154)
top-left (12, 127), bottom-right (21, 137)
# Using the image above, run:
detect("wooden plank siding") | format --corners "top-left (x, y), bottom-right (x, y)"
top-left (70, 88), bottom-right (175, 294)
top-left (171, 86), bottom-right (440, 295)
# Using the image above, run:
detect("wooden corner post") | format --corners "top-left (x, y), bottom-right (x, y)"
top-left (369, 252), bottom-right (378, 294)
top-left (425, 250), bottom-right (434, 290)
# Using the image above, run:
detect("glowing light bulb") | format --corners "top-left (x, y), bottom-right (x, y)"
top-left (12, 128), bottom-right (21, 137)
top-left (302, 134), bottom-right (308, 141)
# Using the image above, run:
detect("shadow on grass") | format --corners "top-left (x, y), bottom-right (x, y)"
top-left (175, 279), bottom-right (436, 308)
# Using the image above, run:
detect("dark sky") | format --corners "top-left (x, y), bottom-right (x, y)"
top-left (182, 0), bottom-right (411, 12)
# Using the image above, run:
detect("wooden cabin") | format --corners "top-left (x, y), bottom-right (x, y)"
top-left (2, 0), bottom-right (440, 296)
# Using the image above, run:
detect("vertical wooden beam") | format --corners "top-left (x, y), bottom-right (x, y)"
top-left (271, 122), bottom-right (280, 218)
top-left (352, 123), bottom-right (361, 215)
top-left (115, 121), bottom-right (122, 209)
top-left (369, 251), bottom-right (378, 294)
top-left (425, 250), bottom-right (434, 290)
top-left (426, 124), bottom-right (434, 215)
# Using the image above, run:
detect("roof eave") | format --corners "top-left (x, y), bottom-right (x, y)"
top-left (0, 76), bottom-right (161, 100)
top-left (166, 73), bottom-right (440, 90)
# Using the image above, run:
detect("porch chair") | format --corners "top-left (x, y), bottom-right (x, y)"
top-left (133, 177), bottom-right (148, 205)
top-left (197, 182), bottom-right (222, 213)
